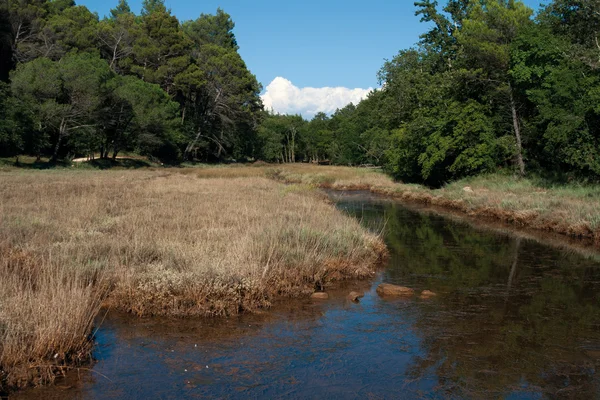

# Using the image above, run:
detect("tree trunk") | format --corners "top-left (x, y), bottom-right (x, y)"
top-left (217, 129), bottom-right (224, 158)
top-left (51, 118), bottom-right (66, 162)
top-left (290, 127), bottom-right (296, 163)
top-left (509, 84), bottom-right (525, 177)
top-left (184, 128), bottom-right (202, 159)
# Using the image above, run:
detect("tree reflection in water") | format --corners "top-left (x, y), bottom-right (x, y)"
top-left (340, 195), bottom-right (600, 398)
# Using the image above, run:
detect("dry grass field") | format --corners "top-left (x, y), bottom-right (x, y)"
top-left (0, 169), bottom-right (385, 391)
top-left (170, 163), bottom-right (600, 242)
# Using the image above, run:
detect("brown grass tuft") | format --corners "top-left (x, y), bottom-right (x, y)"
top-left (0, 244), bottom-right (108, 391)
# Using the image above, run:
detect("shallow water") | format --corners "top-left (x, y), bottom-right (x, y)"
top-left (14, 192), bottom-right (600, 399)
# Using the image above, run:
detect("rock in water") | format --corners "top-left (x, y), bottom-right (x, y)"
top-left (347, 291), bottom-right (365, 302)
top-left (311, 292), bottom-right (329, 300)
top-left (420, 290), bottom-right (437, 299)
top-left (376, 284), bottom-right (414, 297)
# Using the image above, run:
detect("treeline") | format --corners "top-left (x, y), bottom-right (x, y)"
top-left (1, 1), bottom-right (599, 185)
top-left (0, 0), bottom-right (263, 162)
top-left (255, 110), bottom-right (379, 165)
top-left (287, 0), bottom-right (598, 185)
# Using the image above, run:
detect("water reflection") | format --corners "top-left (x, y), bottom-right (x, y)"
top-left (338, 192), bottom-right (600, 398)
top-left (14, 192), bottom-right (600, 399)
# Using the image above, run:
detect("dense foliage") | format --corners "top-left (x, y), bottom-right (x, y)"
top-left (0, 0), bottom-right (262, 162)
top-left (294, 0), bottom-right (600, 185)
top-left (1, 0), bottom-right (599, 185)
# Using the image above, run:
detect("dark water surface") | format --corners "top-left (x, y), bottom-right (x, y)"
top-left (15, 192), bottom-right (600, 399)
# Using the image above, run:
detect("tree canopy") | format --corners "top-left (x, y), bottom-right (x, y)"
top-left (0, 0), bottom-right (262, 163)
top-left (294, 0), bottom-right (600, 185)
top-left (0, 0), bottom-right (598, 184)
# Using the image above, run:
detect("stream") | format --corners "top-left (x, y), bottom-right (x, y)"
top-left (14, 191), bottom-right (600, 399)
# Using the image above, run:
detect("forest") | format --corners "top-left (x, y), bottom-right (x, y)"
top-left (1, 0), bottom-right (599, 186)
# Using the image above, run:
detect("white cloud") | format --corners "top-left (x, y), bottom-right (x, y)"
top-left (261, 77), bottom-right (373, 119)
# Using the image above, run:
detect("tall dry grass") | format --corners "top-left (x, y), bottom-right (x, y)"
top-left (132, 162), bottom-right (600, 241)
top-left (187, 163), bottom-right (394, 188)
top-left (0, 246), bottom-right (107, 390)
top-left (0, 169), bottom-right (385, 391)
top-left (264, 164), bottom-right (395, 189)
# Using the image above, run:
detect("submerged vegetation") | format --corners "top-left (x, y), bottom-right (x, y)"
top-left (0, 169), bottom-right (385, 391)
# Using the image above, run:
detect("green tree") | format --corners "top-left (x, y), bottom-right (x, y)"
top-left (303, 112), bottom-right (333, 163)
top-left (131, 0), bottom-right (191, 95)
top-left (510, 11), bottom-right (600, 177)
top-left (414, 0), bottom-right (473, 71)
top-left (256, 113), bottom-right (305, 163)
top-left (540, 0), bottom-right (600, 69)
top-left (112, 75), bottom-right (182, 161)
top-left (0, 1), bottom-right (14, 81)
top-left (4, 0), bottom-right (47, 64)
top-left (97, 1), bottom-right (138, 72)
top-left (176, 38), bottom-right (262, 161)
top-left (455, 0), bottom-right (534, 176)
top-left (42, 4), bottom-right (99, 58)
top-left (10, 53), bottom-right (112, 161)
top-left (110, 0), bottom-right (131, 18)
top-left (7, 0), bottom-right (99, 62)
top-left (0, 82), bottom-right (23, 156)
top-left (328, 103), bottom-right (363, 165)
top-left (140, 0), bottom-right (164, 16)
top-left (182, 8), bottom-right (238, 51)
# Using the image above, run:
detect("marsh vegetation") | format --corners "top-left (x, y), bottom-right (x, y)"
top-left (0, 168), bottom-right (385, 391)
top-left (190, 163), bottom-right (600, 243)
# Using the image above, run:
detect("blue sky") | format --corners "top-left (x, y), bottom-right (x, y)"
top-left (78, 0), bottom-right (546, 117)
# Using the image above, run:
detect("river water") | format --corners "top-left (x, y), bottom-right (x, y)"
top-left (14, 192), bottom-right (600, 399)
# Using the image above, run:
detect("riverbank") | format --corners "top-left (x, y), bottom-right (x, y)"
top-left (258, 164), bottom-right (600, 244)
top-left (0, 169), bottom-right (386, 392)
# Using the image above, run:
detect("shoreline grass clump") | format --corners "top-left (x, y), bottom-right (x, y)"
top-left (0, 245), bottom-right (108, 391)
top-left (104, 174), bottom-right (386, 316)
top-left (0, 169), bottom-right (386, 391)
